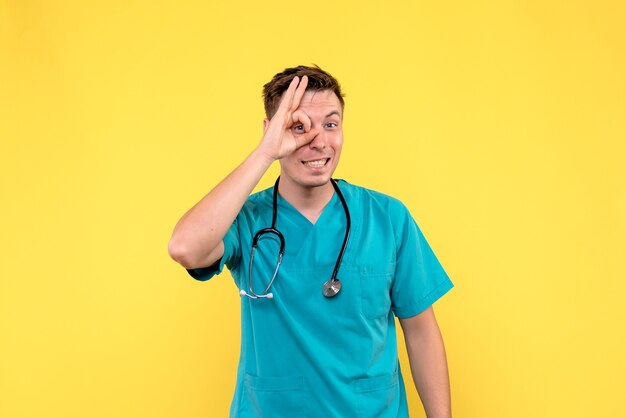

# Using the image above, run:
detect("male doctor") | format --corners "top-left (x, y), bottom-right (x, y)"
top-left (169, 65), bottom-right (454, 417)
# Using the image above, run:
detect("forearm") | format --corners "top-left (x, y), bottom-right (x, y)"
top-left (169, 76), bottom-right (314, 269)
top-left (168, 147), bottom-right (273, 268)
top-left (401, 309), bottom-right (451, 418)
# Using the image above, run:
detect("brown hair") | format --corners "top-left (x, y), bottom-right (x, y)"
top-left (262, 65), bottom-right (345, 119)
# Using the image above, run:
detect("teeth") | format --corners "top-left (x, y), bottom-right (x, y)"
top-left (303, 159), bottom-right (327, 168)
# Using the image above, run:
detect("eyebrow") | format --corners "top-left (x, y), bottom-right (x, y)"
top-left (325, 111), bottom-right (341, 118)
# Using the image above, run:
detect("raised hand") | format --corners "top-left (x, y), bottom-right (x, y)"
top-left (170, 76), bottom-right (320, 271)
top-left (258, 76), bottom-right (319, 161)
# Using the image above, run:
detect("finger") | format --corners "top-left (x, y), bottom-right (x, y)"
top-left (290, 75), bottom-right (308, 112)
top-left (293, 127), bottom-right (319, 149)
top-left (275, 76), bottom-right (300, 115)
top-left (291, 109), bottom-right (311, 132)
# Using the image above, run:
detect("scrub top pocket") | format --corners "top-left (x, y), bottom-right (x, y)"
top-left (240, 374), bottom-right (307, 418)
top-left (354, 372), bottom-right (400, 418)
top-left (359, 268), bottom-right (393, 319)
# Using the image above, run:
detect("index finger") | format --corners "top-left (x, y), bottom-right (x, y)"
top-left (275, 76), bottom-right (301, 115)
top-left (289, 75), bottom-right (308, 112)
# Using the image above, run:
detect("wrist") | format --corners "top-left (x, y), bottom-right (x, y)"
top-left (250, 147), bottom-right (276, 169)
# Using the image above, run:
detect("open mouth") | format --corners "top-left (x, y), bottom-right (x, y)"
top-left (302, 158), bottom-right (330, 168)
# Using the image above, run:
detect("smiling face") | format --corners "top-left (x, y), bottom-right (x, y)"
top-left (276, 89), bottom-right (344, 194)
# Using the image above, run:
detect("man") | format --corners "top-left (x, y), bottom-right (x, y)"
top-left (168, 65), bottom-right (454, 417)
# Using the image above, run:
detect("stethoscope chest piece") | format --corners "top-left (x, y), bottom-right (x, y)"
top-left (322, 279), bottom-right (342, 298)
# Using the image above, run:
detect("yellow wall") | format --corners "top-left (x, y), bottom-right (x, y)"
top-left (1, 1), bottom-right (625, 417)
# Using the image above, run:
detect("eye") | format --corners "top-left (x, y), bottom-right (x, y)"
top-left (325, 122), bottom-right (338, 129)
top-left (293, 124), bottom-right (304, 132)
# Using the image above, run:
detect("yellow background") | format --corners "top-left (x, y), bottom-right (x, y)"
top-left (1, 1), bottom-right (625, 417)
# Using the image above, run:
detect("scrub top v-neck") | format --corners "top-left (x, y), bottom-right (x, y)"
top-left (187, 180), bottom-right (454, 418)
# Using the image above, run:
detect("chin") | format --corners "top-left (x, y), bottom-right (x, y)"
top-left (299, 177), bottom-right (329, 188)
top-left (296, 174), bottom-right (333, 189)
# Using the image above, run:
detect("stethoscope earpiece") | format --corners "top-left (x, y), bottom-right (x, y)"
top-left (240, 289), bottom-right (274, 300)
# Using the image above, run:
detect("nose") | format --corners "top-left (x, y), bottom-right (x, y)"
top-left (308, 129), bottom-right (327, 150)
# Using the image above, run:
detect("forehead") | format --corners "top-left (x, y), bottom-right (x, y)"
top-left (297, 89), bottom-right (342, 116)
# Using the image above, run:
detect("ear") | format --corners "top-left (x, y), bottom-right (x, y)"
top-left (263, 118), bottom-right (270, 134)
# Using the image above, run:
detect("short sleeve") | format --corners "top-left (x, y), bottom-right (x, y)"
top-left (390, 205), bottom-right (454, 318)
top-left (186, 217), bottom-right (241, 281)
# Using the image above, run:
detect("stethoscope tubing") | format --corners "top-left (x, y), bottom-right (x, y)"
top-left (241, 176), bottom-right (350, 300)
top-left (330, 179), bottom-right (351, 285)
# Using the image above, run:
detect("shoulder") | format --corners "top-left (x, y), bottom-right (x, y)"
top-left (335, 179), bottom-right (410, 216)
top-left (247, 186), bottom-right (273, 206)
top-left (236, 186), bottom-right (273, 221)
top-left (337, 179), bottom-right (416, 250)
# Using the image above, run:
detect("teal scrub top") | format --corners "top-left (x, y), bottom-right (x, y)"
top-left (188, 180), bottom-right (454, 418)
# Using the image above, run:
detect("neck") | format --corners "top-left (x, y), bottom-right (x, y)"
top-left (277, 178), bottom-right (335, 224)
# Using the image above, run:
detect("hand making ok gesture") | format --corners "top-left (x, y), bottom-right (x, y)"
top-left (258, 76), bottom-right (319, 161)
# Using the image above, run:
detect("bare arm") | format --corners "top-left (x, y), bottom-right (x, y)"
top-left (167, 149), bottom-right (274, 269)
top-left (399, 307), bottom-right (452, 418)
top-left (168, 75), bottom-right (317, 269)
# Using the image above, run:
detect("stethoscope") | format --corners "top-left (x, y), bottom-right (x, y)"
top-left (239, 176), bottom-right (351, 300)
